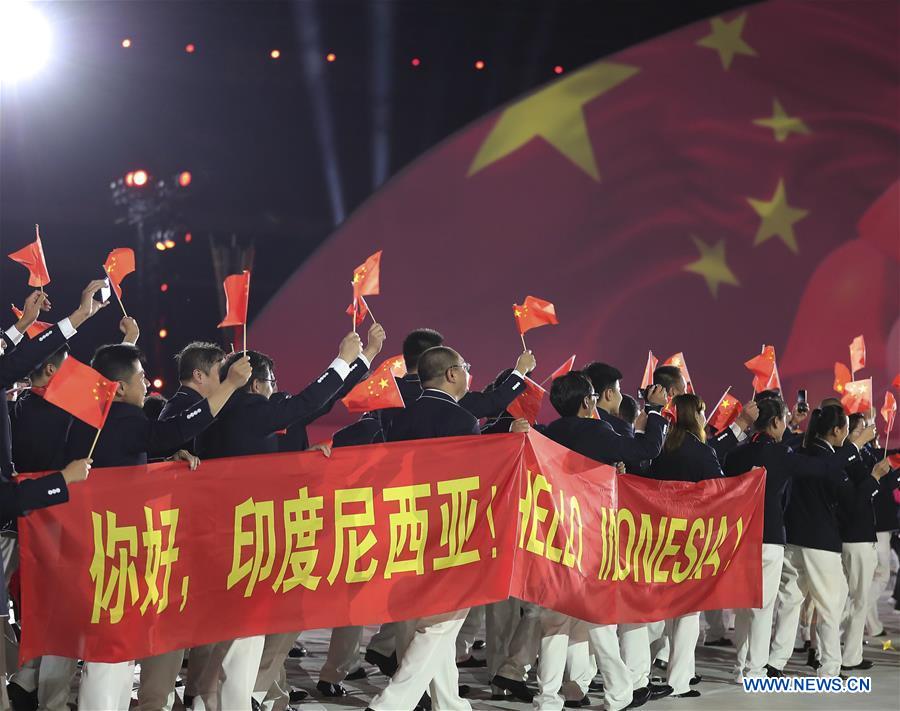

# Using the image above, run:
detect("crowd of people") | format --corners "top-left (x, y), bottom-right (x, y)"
top-left (0, 281), bottom-right (897, 711)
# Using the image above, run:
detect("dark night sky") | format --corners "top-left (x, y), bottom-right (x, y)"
top-left (0, 0), bottom-right (749, 386)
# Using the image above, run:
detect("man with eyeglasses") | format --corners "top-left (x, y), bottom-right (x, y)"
top-left (367, 346), bottom-right (499, 711)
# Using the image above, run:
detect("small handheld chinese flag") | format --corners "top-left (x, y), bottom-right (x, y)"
top-left (352, 250), bottom-right (382, 298)
top-left (341, 357), bottom-right (405, 412)
top-left (346, 295), bottom-right (369, 327)
top-left (8, 227), bottom-right (50, 287)
top-left (42, 356), bottom-right (119, 429)
top-left (640, 351), bottom-right (658, 391)
top-left (103, 248), bottom-right (136, 301)
top-left (663, 352), bottom-right (694, 393)
top-left (881, 391), bottom-right (897, 432)
top-left (545, 354), bottom-right (576, 384)
top-left (745, 345), bottom-right (781, 393)
top-left (841, 377), bottom-right (873, 415)
top-left (218, 271), bottom-right (251, 328)
top-left (834, 362), bottom-right (852, 395)
top-left (10, 305), bottom-right (52, 339)
top-left (849, 335), bottom-right (866, 376)
top-left (707, 388), bottom-right (742, 432)
top-left (513, 295), bottom-right (558, 336)
top-left (893, 374), bottom-right (900, 390)
top-left (507, 376), bottom-right (546, 424)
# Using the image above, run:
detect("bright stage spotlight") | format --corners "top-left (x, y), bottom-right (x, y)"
top-left (0, 1), bottom-right (52, 83)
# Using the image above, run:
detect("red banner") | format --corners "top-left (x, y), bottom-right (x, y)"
top-left (19, 432), bottom-right (763, 663)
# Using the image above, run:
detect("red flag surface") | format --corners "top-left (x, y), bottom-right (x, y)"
top-left (10, 306), bottom-right (52, 339)
top-left (849, 335), bottom-right (866, 376)
top-left (506, 376), bottom-right (546, 424)
top-left (881, 391), bottom-right (896, 431)
top-left (103, 248), bottom-right (136, 300)
top-left (708, 388), bottom-right (742, 432)
top-left (42, 357), bottom-right (118, 429)
top-left (834, 362), bottom-right (852, 395)
top-left (547, 355), bottom-right (576, 382)
top-left (346, 295), bottom-right (369, 327)
top-left (8, 235), bottom-right (50, 288)
top-left (841, 378), bottom-right (872, 415)
top-left (893, 374), bottom-right (900, 390)
top-left (513, 295), bottom-right (558, 336)
top-left (217, 271), bottom-right (251, 328)
top-left (663, 352), bottom-right (694, 393)
top-left (352, 251), bottom-right (382, 298)
top-left (745, 346), bottom-right (780, 393)
top-left (640, 351), bottom-right (658, 391)
top-left (17, 431), bottom-right (763, 663)
top-left (251, 2), bottom-right (899, 434)
top-left (341, 358), bottom-right (405, 412)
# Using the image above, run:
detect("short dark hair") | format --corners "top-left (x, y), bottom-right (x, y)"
top-left (29, 344), bottom-right (69, 380)
top-left (550, 371), bottom-right (592, 418)
top-left (417, 346), bottom-right (459, 385)
top-left (220, 350), bottom-right (273, 392)
top-left (653, 365), bottom-right (683, 392)
top-left (91, 344), bottom-right (143, 382)
top-left (143, 392), bottom-right (167, 420)
top-left (403, 329), bottom-right (443, 369)
top-left (582, 362), bottom-right (622, 396)
top-left (618, 394), bottom-right (639, 424)
top-left (176, 342), bottom-right (226, 382)
top-left (754, 388), bottom-right (781, 402)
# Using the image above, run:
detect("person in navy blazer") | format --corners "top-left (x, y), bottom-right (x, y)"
top-left (649, 394), bottom-right (723, 483)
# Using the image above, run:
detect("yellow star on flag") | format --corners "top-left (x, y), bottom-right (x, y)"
top-left (697, 13), bottom-right (757, 70)
top-left (514, 309), bottom-right (522, 317)
top-left (753, 99), bottom-right (811, 142)
top-left (468, 62), bottom-right (640, 180)
top-left (747, 179), bottom-right (809, 253)
top-left (683, 236), bottom-right (740, 298)
top-left (378, 378), bottom-right (389, 389)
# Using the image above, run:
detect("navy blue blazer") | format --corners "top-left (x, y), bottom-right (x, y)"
top-left (542, 412), bottom-right (667, 466)
top-left (387, 389), bottom-right (479, 442)
top-left (649, 433), bottom-right (724, 482)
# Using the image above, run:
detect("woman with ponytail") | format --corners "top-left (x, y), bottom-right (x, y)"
top-left (722, 398), bottom-right (872, 681)
top-left (643, 394), bottom-right (724, 698)
top-left (768, 405), bottom-right (883, 678)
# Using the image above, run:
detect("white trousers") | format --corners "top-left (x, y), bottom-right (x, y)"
top-left (369, 608), bottom-right (471, 711)
top-left (841, 542), bottom-right (877, 667)
top-left (618, 623), bottom-right (650, 690)
top-left (455, 605), bottom-right (484, 661)
top-left (534, 609), bottom-right (632, 711)
top-left (38, 656), bottom-right (78, 711)
top-left (664, 613), bottom-right (699, 695)
top-left (320, 626), bottom-right (363, 683)
top-left (487, 598), bottom-right (540, 692)
top-left (77, 661), bottom-right (134, 711)
top-left (769, 545), bottom-right (847, 676)
top-left (865, 530), bottom-right (892, 635)
top-left (193, 635), bottom-right (265, 711)
top-left (733, 543), bottom-right (784, 679)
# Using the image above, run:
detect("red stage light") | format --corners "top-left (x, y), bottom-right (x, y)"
top-left (159, 329), bottom-right (168, 339)
top-left (184, 231), bottom-right (193, 243)
top-left (474, 59), bottom-right (485, 70)
top-left (132, 169), bottom-right (149, 187)
top-left (270, 49), bottom-right (281, 60)
top-left (411, 57), bottom-right (421, 67)
top-left (160, 283), bottom-right (169, 292)
top-left (185, 43), bottom-right (195, 54)
top-left (152, 378), bottom-right (163, 389)
top-left (178, 171), bottom-right (192, 187)
top-left (554, 65), bottom-right (564, 74)
top-left (326, 52), bottom-right (336, 62)
top-left (121, 38), bottom-right (132, 49)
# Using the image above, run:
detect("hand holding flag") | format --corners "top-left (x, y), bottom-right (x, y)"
top-left (10, 305), bottom-right (52, 339)
top-left (8, 225), bottom-right (50, 288)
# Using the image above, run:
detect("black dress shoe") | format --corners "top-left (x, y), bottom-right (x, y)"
top-left (627, 686), bottom-right (651, 708)
top-left (564, 696), bottom-right (589, 708)
top-left (652, 659), bottom-right (668, 671)
top-left (806, 648), bottom-right (821, 670)
top-left (841, 659), bottom-right (874, 671)
top-left (491, 675), bottom-right (535, 702)
top-left (364, 649), bottom-right (399, 677)
top-left (765, 665), bottom-right (784, 678)
top-left (346, 667), bottom-right (368, 681)
top-left (6, 682), bottom-right (37, 711)
top-left (704, 637), bottom-right (733, 647)
top-left (649, 683), bottom-right (673, 700)
top-left (673, 689), bottom-right (701, 698)
top-left (456, 656), bottom-right (487, 668)
top-left (316, 681), bottom-right (347, 697)
top-left (289, 689), bottom-right (309, 702)
top-left (288, 644), bottom-right (308, 658)
top-left (588, 678), bottom-right (604, 692)
top-left (458, 685), bottom-right (470, 697)
top-left (690, 675), bottom-right (702, 685)
top-left (473, 639), bottom-right (486, 650)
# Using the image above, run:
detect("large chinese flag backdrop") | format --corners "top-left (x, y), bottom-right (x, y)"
top-left (252, 0), bottom-right (899, 437)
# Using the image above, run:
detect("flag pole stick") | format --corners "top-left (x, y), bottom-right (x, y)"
top-left (243, 322), bottom-right (247, 355)
top-left (102, 267), bottom-right (128, 317)
top-left (35, 224), bottom-right (45, 297)
top-left (87, 427), bottom-right (103, 460)
top-left (520, 333), bottom-right (527, 352)
top-left (365, 300), bottom-right (376, 325)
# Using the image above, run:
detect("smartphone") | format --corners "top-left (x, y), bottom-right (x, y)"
top-left (99, 277), bottom-right (111, 304)
top-left (797, 389), bottom-right (808, 413)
